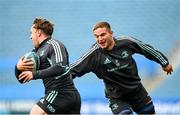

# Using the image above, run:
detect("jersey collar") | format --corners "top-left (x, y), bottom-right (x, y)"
top-left (39, 37), bottom-right (51, 47)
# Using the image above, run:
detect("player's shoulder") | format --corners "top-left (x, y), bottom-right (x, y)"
top-left (92, 42), bottom-right (100, 49)
top-left (115, 35), bottom-right (141, 43)
top-left (90, 42), bottom-right (100, 52)
top-left (82, 42), bottom-right (99, 56)
top-left (47, 38), bottom-right (65, 47)
top-left (116, 35), bottom-right (134, 41)
top-left (47, 38), bottom-right (60, 44)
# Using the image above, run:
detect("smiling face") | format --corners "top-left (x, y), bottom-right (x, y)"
top-left (30, 24), bottom-right (40, 49)
top-left (93, 27), bottom-right (115, 50)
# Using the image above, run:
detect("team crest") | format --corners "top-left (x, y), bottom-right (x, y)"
top-left (121, 50), bottom-right (129, 58)
top-left (40, 50), bottom-right (44, 56)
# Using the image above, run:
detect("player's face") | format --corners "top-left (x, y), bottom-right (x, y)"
top-left (30, 25), bottom-right (39, 49)
top-left (93, 27), bottom-right (114, 50)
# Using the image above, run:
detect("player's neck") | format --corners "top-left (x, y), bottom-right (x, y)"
top-left (39, 35), bottom-right (49, 44)
top-left (107, 39), bottom-right (115, 51)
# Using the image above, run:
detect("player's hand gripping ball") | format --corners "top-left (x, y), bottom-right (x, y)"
top-left (16, 52), bottom-right (40, 84)
top-left (24, 52), bottom-right (40, 71)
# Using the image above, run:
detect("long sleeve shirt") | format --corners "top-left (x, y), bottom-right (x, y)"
top-left (15, 37), bottom-right (76, 93)
top-left (70, 36), bottom-right (169, 98)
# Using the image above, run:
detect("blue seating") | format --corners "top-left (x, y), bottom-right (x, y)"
top-left (0, 0), bottom-right (180, 114)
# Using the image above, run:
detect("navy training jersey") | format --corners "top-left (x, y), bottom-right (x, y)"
top-left (15, 37), bottom-right (76, 93)
top-left (70, 36), bottom-right (169, 98)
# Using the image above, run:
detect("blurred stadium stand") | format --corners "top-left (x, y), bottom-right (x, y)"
top-left (0, 0), bottom-right (180, 114)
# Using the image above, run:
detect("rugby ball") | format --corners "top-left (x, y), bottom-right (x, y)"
top-left (24, 52), bottom-right (40, 71)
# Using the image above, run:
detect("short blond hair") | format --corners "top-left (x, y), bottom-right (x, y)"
top-left (93, 22), bottom-right (111, 32)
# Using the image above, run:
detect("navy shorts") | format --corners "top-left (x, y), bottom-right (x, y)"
top-left (109, 83), bottom-right (155, 114)
top-left (36, 90), bottom-right (81, 114)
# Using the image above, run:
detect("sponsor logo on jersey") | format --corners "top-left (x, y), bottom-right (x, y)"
top-left (115, 59), bottom-right (120, 66)
top-left (47, 104), bottom-right (56, 113)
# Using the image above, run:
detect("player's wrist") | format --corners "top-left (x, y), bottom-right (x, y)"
top-left (162, 62), bottom-right (169, 68)
top-left (32, 71), bottom-right (41, 80)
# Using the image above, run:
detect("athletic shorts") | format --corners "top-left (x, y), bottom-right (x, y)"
top-left (36, 90), bottom-right (81, 114)
top-left (109, 83), bottom-right (155, 114)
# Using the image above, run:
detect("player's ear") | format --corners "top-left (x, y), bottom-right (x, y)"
top-left (37, 30), bottom-right (41, 37)
top-left (108, 29), bottom-right (113, 34)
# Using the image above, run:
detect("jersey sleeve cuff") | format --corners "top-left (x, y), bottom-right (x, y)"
top-left (32, 71), bottom-right (41, 80)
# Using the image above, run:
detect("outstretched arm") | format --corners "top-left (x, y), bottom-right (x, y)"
top-left (163, 64), bottom-right (173, 75)
top-left (127, 37), bottom-right (170, 67)
top-left (125, 36), bottom-right (174, 76)
top-left (70, 44), bottom-right (98, 79)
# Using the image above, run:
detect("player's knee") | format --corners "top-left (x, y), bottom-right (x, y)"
top-left (137, 101), bottom-right (155, 114)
